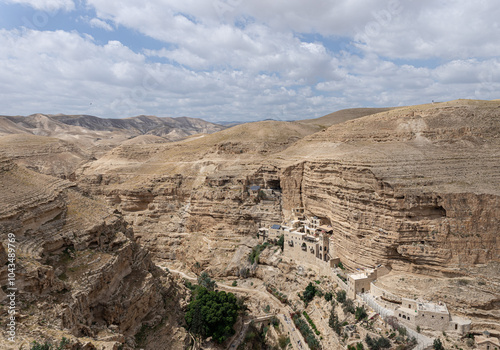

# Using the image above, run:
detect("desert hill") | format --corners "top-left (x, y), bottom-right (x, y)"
top-left (1, 100), bottom-right (499, 347)
top-left (1, 113), bottom-right (224, 138)
top-left (299, 107), bottom-right (395, 127)
top-left (0, 113), bottom-right (226, 177)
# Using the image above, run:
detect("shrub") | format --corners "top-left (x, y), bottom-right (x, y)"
top-left (303, 311), bottom-right (320, 335)
top-left (433, 338), bottom-right (444, 350)
top-left (232, 280), bottom-right (237, 287)
top-left (355, 306), bottom-right (368, 321)
top-left (292, 314), bottom-right (321, 350)
top-left (343, 298), bottom-right (355, 314)
top-left (278, 335), bottom-right (290, 349)
top-left (248, 243), bottom-right (269, 264)
top-left (30, 337), bottom-right (70, 350)
top-left (329, 305), bottom-right (342, 335)
top-left (197, 272), bottom-right (216, 291)
top-left (366, 335), bottom-right (391, 350)
top-left (336, 289), bottom-right (347, 303)
top-left (302, 282), bottom-right (317, 305)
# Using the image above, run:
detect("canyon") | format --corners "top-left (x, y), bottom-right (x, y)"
top-left (0, 101), bottom-right (498, 349)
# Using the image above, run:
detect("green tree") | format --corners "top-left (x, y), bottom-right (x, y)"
top-left (355, 306), bottom-right (368, 321)
top-left (197, 271), bottom-right (216, 291)
top-left (324, 292), bottom-right (333, 301)
top-left (343, 298), bottom-right (355, 314)
top-left (336, 289), bottom-right (347, 303)
top-left (185, 287), bottom-right (240, 343)
top-left (277, 234), bottom-right (284, 251)
top-left (433, 338), bottom-right (444, 350)
top-left (366, 335), bottom-right (391, 350)
top-left (302, 282), bottom-right (317, 304)
top-left (329, 304), bottom-right (342, 335)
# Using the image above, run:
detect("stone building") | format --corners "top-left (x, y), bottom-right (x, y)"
top-left (369, 282), bottom-right (471, 335)
top-left (476, 331), bottom-right (500, 350)
top-left (347, 266), bottom-right (390, 299)
top-left (265, 209), bottom-right (339, 275)
top-left (264, 208), bottom-right (472, 336)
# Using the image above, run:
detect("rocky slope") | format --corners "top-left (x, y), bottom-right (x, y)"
top-left (0, 113), bottom-right (225, 179)
top-left (2, 101), bottom-right (499, 344)
top-left (279, 99), bottom-right (499, 274)
top-left (0, 158), bottom-right (188, 349)
top-left (75, 100), bottom-right (499, 276)
top-left (70, 100), bottom-right (499, 333)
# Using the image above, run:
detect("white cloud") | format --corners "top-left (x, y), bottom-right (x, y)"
top-left (89, 18), bottom-right (113, 31)
top-left (3, 0), bottom-right (74, 11)
top-left (0, 1), bottom-right (498, 121)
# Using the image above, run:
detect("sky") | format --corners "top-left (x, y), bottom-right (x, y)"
top-left (0, 0), bottom-right (498, 122)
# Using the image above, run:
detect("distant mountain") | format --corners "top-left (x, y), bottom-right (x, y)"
top-left (1, 114), bottom-right (224, 138)
top-left (0, 114), bottom-right (226, 176)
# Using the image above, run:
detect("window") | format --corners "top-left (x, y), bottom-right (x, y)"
top-left (441, 317), bottom-right (444, 320)
top-left (399, 314), bottom-right (401, 317)
top-left (455, 324), bottom-right (458, 330)
top-left (320, 246), bottom-right (322, 251)
top-left (408, 304), bottom-right (412, 309)
top-left (422, 314), bottom-right (425, 317)
top-left (408, 317), bottom-right (410, 321)
top-left (432, 315), bottom-right (434, 318)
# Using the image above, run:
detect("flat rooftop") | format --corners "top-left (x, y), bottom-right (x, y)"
top-left (350, 269), bottom-right (375, 280)
top-left (417, 301), bottom-right (448, 313)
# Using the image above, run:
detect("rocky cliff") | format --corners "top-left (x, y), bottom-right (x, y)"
top-left (4, 101), bottom-right (498, 343)
top-left (279, 100), bottom-right (499, 274)
top-left (75, 100), bottom-right (499, 277)
top-left (0, 158), bottom-right (187, 349)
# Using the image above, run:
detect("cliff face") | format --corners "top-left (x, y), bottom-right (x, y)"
top-left (0, 159), bottom-right (187, 349)
top-left (279, 100), bottom-right (500, 274)
top-left (281, 160), bottom-right (499, 274)
top-left (74, 101), bottom-right (499, 277)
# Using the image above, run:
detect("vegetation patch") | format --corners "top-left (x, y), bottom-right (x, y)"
top-left (292, 313), bottom-right (321, 350)
top-left (267, 285), bottom-right (288, 304)
top-left (185, 286), bottom-right (241, 343)
top-left (365, 334), bottom-right (391, 350)
top-left (301, 282), bottom-right (318, 306)
top-left (249, 242), bottom-right (269, 264)
top-left (303, 311), bottom-right (321, 335)
top-left (329, 303), bottom-right (342, 335)
top-left (29, 337), bottom-right (70, 350)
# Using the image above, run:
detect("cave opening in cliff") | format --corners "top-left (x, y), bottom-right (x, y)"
top-left (266, 179), bottom-right (281, 191)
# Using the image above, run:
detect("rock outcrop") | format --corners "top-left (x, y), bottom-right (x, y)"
top-left (0, 159), bottom-right (187, 349)
top-left (280, 100), bottom-right (499, 274)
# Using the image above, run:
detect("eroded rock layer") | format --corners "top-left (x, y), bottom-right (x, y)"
top-left (0, 159), bottom-right (187, 349)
